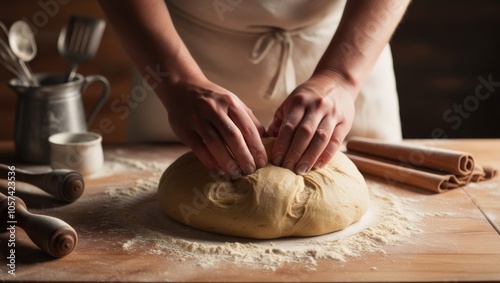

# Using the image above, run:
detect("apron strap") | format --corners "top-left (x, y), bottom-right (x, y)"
top-left (249, 24), bottom-right (330, 99)
top-left (250, 29), bottom-right (296, 99)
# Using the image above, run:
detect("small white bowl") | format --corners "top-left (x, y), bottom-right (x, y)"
top-left (49, 132), bottom-right (103, 176)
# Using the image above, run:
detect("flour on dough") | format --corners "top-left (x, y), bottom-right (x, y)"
top-left (158, 138), bottom-right (369, 239)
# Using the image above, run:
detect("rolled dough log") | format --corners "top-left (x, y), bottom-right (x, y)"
top-left (158, 138), bottom-right (369, 239)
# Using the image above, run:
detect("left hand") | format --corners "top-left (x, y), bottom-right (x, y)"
top-left (267, 72), bottom-right (357, 174)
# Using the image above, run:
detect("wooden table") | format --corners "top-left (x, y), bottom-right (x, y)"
top-left (0, 139), bottom-right (499, 282)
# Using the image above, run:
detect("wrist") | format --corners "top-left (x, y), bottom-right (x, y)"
top-left (161, 58), bottom-right (206, 87)
top-left (309, 69), bottom-right (360, 99)
top-left (155, 64), bottom-right (206, 97)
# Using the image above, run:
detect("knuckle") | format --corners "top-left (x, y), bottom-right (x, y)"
top-left (224, 126), bottom-right (240, 140)
top-left (329, 136), bottom-right (343, 149)
top-left (297, 124), bottom-right (314, 137)
top-left (314, 129), bottom-right (330, 143)
top-left (197, 97), bottom-right (218, 112)
top-left (216, 97), bottom-right (230, 109)
top-left (217, 93), bottom-right (235, 107)
top-left (273, 109), bottom-right (283, 119)
top-left (197, 92), bottom-right (231, 111)
top-left (316, 96), bottom-right (332, 109)
top-left (291, 93), bottom-right (307, 104)
top-left (268, 121), bottom-right (281, 134)
top-left (281, 121), bottom-right (296, 133)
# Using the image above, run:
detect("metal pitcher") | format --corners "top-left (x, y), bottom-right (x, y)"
top-left (9, 72), bottom-right (110, 163)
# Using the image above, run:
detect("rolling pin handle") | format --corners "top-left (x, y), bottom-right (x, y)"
top-left (0, 193), bottom-right (78, 257)
top-left (44, 170), bottom-right (85, 202)
top-left (0, 164), bottom-right (84, 202)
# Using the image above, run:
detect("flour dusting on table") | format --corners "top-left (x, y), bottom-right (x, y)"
top-left (101, 157), bottom-right (423, 270)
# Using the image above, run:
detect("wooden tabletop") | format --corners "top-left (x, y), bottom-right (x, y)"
top-left (0, 139), bottom-right (499, 282)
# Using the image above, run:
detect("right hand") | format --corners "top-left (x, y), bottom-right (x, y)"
top-left (162, 77), bottom-right (268, 179)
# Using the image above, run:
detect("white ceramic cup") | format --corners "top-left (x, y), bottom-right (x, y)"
top-left (49, 132), bottom-right (103, 176)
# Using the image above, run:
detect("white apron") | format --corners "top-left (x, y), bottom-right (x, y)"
top-left (127, 0), bottom-right (402, 142)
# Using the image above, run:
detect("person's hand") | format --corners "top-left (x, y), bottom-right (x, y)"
top-left (267, 73), bottom-right (356, 174)
top-left (163, 76), bottom-right (268, 179)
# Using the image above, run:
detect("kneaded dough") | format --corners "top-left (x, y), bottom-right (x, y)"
top-left (158, 138), bottom-right (369, 239)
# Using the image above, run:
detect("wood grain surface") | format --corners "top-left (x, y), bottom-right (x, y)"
top-left (0, 139), bottom-right (499, 282)
top-left (2, 1), bottom-right (500, 142)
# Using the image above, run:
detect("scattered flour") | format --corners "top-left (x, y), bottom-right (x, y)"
top-left (87, 154), bottom-right (170, 179)
top-left (97, 157), bottom-right (424, 270)
top-left (107, 156), bottom-right (167, 172)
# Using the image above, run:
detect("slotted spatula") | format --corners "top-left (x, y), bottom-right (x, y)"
top-left (58, 15), bottom-right (106, 82)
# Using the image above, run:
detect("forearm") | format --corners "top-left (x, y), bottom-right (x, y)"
top-left (98, 0), bottom-right (204, 94)
top-left (315, 0), bottom-right (410, 93)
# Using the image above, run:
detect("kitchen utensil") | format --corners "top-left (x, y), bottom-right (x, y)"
top-left (0, 164), bottom-right (84, 202)
top-left (0, 22), bottom-right (30, 86)
top-left (8, 20), bottom-right (38, 86)
top-left (0, 47), bottom-right (26, 83)
top-left (49, 132), bottom-right (104, 176)
top-left (9, 72), bottom-right (109, 163)
top-left (58, 15), bottom-right (106, 82)
top-left (0, 192), bottom-right (78, 258)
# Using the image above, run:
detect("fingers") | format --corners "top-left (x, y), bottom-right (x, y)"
top-left (281, 112), bottom-right (323, 173)
top-left (267, 108), bottom-right (283, 137)
top-left (290, 116), bottom-right (334, 174)
top-left (197, 99), bottom-right (267, 178)
top-left (217, 110), bottom-right (263, 175)
top-left (166, 80), bottom-right (268, 178)
top-left (269, 91), bottom-right (352, 175)
top-left (276, 105), bottom-right (339, 174)
top-left (236, 108), bottom-right (268, 169)
top-left (312, 123), bottom-right (349, 170)
top-left (206, 120), bottom-right (253, 177)
top-left (182, 131), bottom-right (221, 174)
top-left (270, 105), bottom-right (305, 168)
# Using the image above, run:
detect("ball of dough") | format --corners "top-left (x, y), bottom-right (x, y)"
top-left (158, 138), bottom-right (369, 239)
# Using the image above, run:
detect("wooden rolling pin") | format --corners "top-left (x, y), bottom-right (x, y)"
top-left (0, 164), bottom-right (84, 202)
top-left (0, 192), bottom-right (78, 258)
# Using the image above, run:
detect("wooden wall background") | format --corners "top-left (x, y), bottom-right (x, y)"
top-left (1, 0), bottom-right (499, 143)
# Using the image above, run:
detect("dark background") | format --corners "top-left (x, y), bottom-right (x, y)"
top-left (391, 0), bottom-right (500, 138)
top-left (1, 0), bottom-right (499, 142)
